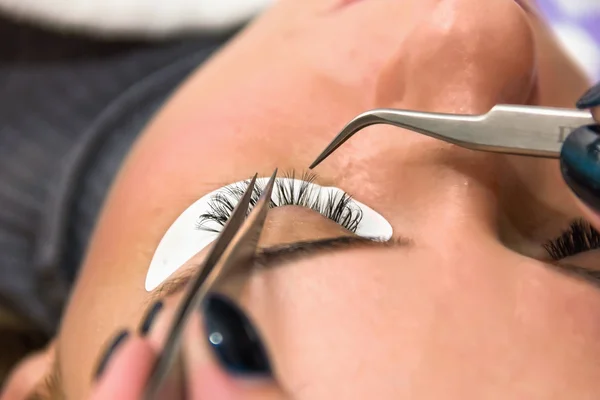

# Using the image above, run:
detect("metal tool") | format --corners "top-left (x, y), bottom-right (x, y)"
top-left (309, 105), bottom-right (595, 169)
top-left (143, 170), bottom-right (277, 399)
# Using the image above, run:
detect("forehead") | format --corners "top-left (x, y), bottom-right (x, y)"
top-left (243, 243), bottom-right (600, 311)
top-left (238, 247), bottom-right (600, 397)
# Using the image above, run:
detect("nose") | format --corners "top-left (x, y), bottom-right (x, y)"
top-left (377, 0), bottom-right (536, 113)
top-left (328, 0), bottom-right (538, 237)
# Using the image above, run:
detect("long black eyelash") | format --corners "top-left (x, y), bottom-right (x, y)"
top-left (543, 219), bottom-right (600, 260)
top-left (197, 171), bottom-right (363, 233)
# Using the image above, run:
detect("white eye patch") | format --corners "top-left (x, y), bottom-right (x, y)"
top-left (145, 177), bottom-right (393, 291)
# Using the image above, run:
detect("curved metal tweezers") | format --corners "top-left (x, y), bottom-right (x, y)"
top-left (309, 105), bottom-right (595, 168)
top-left (143, 169), bottom-right (277, 399)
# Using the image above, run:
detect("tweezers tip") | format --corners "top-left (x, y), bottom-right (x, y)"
top-left (265, 169), bottom-right (278, 186)
top-left (254, 169), bottom-right (277, 205)
top-left (309, 153), bottom-right (328, 169)
top-left (310, 149), bottom-right (332, 169)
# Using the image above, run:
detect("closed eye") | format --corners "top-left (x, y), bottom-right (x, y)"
top-left (145, 169), bottom-right (392, 291)
top-left (543, 219), bottom-right (600, 260)
top-left (197, 170), bottom-right (365, 233)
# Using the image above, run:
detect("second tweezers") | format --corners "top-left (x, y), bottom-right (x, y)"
top-left (310, 105), bottom-right (595, 168)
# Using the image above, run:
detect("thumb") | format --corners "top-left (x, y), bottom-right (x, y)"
top-left (575, 81), bottom-right (600, 112)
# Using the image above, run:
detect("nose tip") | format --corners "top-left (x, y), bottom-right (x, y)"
top-left (376, 0), bottom-right (537, 114)
top-left (331, 0), bottom-right (538, 230)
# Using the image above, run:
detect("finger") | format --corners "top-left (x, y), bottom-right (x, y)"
top-left (576, 82), bottom-right (600, 111)
top-left (90, 336), bottom-right (156, 400)
top-left (182, 312), bottom-right (234, 400)
top-left (559, 81), bottom-right (600, 222)
top-left (560, 122), bottom-right (600, 225)
top-left (180, 303), bottom-right (281, 400)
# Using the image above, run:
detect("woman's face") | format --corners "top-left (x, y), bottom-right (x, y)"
top-left (47, 0), bottom-right (600, 398)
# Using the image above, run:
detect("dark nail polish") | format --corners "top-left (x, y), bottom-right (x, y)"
top-left (576, 82), bottom-right (600, 109)
top-left (94, 330), bottom-right (130, 380)
top-left (139, 300), bottom-right (163, 336)
top-left (560, 124), bottom-right (600, 211)
top-left (202, 294), bottom-right (272, 376)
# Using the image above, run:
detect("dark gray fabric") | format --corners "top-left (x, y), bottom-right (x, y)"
top-left (0, 15), bottom-right (229, 336)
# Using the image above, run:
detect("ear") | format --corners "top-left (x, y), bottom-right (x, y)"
top-left (0, 340), bottom-right (56, 399)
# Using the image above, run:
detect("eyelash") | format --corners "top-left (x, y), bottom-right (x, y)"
top-left (543, 219), bottom-right (600, 260)
top-left (197, 171), bottom-right (364, 233)
top-left (197, 177), bottom-right (600, 261)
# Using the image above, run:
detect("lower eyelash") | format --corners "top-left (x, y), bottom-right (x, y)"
top-left (196, 171), bottom-right (363, 233)
top-left (543, 219), bottom-right (600, 260)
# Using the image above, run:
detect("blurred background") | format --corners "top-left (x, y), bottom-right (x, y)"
top-left (0, 0), bottom-right (598, 386)
top-left (538, 0), bottom-right (600, 80)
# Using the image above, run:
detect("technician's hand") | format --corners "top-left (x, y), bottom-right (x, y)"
top-left (560, 82), bottom-right (600, 227)
top-left (89, 307), bottom-right (217, 399)
top-left (90, 335), bottom-right (157, 400)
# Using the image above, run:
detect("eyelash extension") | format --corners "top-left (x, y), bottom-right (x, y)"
top-left (543, 219), bottom-right (600, 260)
top-left (197, 171), bottom-right (363, 233)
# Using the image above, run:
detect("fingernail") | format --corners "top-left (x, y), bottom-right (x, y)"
top-left (94, 330), bottom-right (130, 380)
top-left (202, 294), bottom-right (272, 375)
top-left (576, 82), bottom-right (600, 109)
top-left (139, 300), bottom-right (163, 336)
top-left (560, 124), bottom-right (600, 211)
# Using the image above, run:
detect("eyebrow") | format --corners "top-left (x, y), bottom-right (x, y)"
top-left (549, 261), bottom-right (600, 288)
top-left (150, 236), bottom-right (408, 301)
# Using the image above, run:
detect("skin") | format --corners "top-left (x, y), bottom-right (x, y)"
top-left (3, 0), bottom-right (600, 398)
